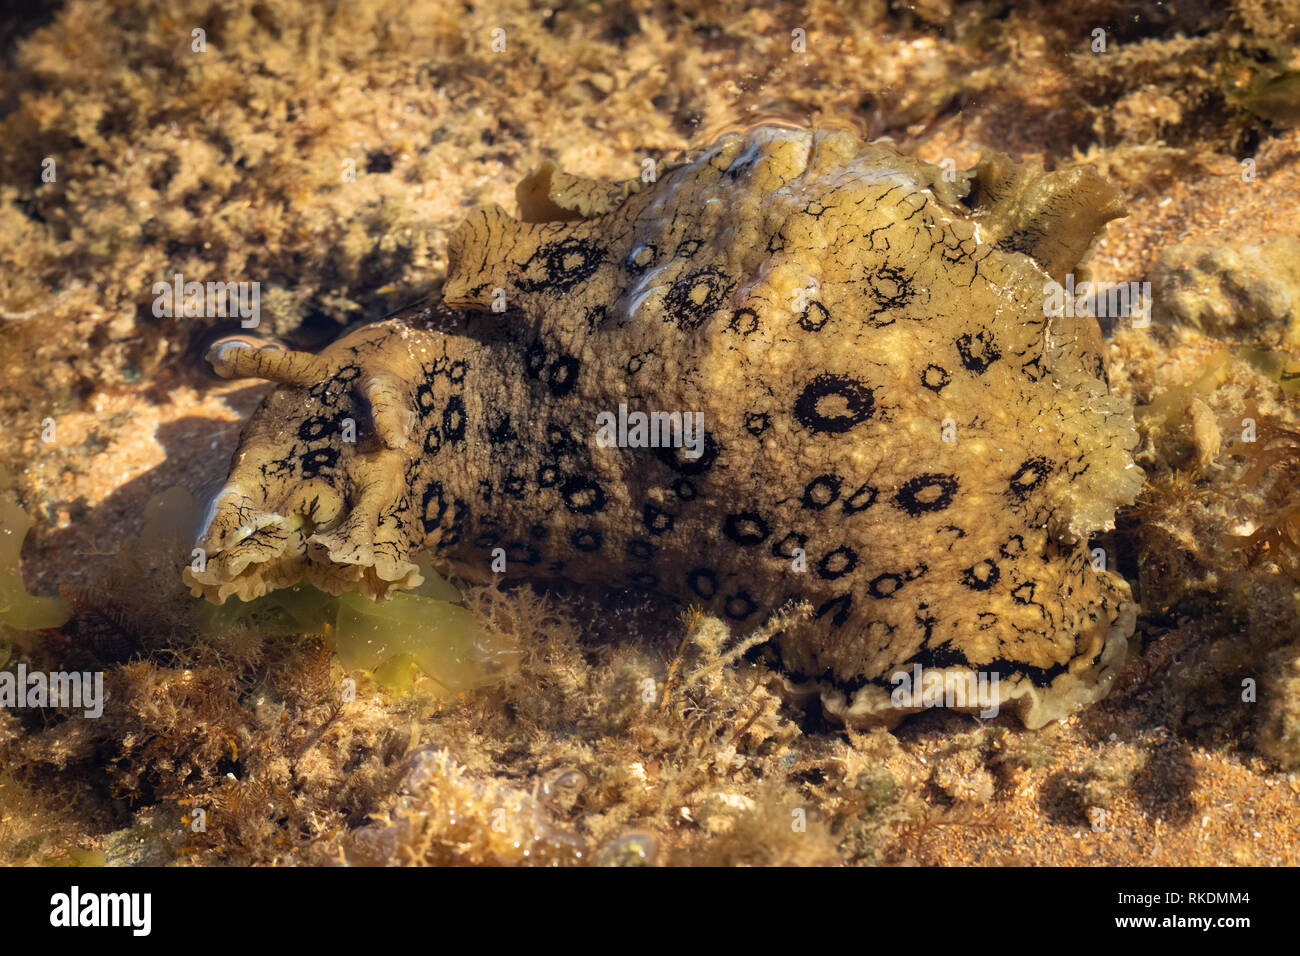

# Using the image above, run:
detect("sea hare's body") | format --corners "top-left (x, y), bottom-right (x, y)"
top-left (187, 126), bottom-right (1144, 728)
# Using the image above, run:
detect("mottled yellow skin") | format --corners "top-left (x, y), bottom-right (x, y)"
top-left (187, 126), bottom-right (1144, 728)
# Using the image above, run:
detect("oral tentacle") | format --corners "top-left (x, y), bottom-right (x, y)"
top-left (207, 339), bottom-right (331, 386)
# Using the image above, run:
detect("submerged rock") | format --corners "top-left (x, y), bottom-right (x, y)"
top-left (1153, 235), bottom-right (1300, 347)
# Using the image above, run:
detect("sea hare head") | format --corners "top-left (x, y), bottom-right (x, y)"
top-left (186, 328), bottom-right (428, 603)
top-left (191, 124), bottom-right (1143, 729)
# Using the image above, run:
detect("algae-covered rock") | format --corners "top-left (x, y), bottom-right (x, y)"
top-left (1153, 235), bottom-right (1300, 347)
top-left (1258, 643), bottom-right (1300, 770)
top-left (348, 747), bottom-right (587, 866)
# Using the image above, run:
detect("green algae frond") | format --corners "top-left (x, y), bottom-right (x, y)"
top-left (1227, 64), bottom-right (1300, 125)
top-left (0, 495), bottom-right (69, 638)
top-left (197, 550), bottom-right (516, 695)
top-left (334, 579), bottom-right (520, 697)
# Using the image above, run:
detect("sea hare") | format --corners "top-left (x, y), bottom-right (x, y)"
top-left (186, 125), bottom-right (1144, 728)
